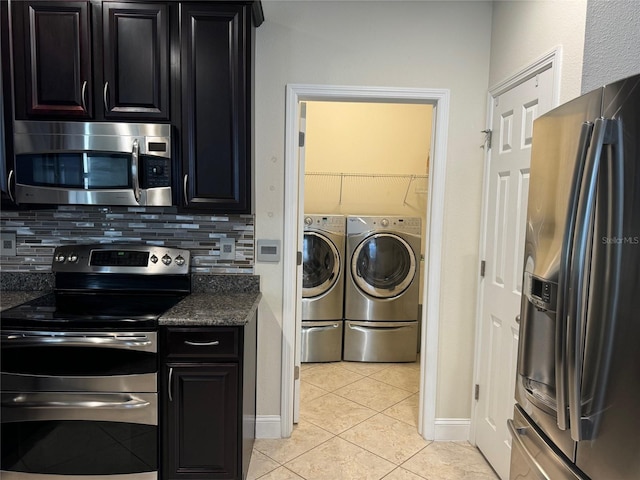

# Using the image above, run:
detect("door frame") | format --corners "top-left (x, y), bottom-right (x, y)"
top-left (282, 84), bottom-right (450, 439)
top-left (470, 48), bottom-right (561, 442)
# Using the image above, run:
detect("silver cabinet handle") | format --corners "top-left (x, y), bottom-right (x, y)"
top-left (183, 174), bottom-right (188, 205)
top-left (81, 80), bottom-right (87, 112)
top-left (131, 139), bottom-right (140, 203)
top-left (7, 169), bottom-right (15, 203)
top-left (184, 340), bottom-right (220, 346)
top-left (103, 81), bottom-right (109, 111)
top-left (168, 367), bottom-right (173, 402)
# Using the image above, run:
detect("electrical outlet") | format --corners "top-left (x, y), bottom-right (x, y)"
top-left (0, 232), bottom-right (17, 256)
top-left (219, 237), bottom-right (236, 261)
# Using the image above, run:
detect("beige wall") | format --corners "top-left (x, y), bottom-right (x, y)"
top-left (304, 101), bottom-right (431, 217)
top-left (489, 0), bottom-right (587, 103)
top-left (254, 0), bottom-right (493, 423)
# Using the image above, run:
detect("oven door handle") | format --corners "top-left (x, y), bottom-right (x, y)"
top-left (2, 393), bottom-right (150, 409)
top-left (1, 332), bottom-right (153, 349)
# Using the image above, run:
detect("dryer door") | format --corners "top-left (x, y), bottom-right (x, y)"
top-left (351, 233), bottom-right (417, 299)
top-left (302, 232), bottom-right (341, 298)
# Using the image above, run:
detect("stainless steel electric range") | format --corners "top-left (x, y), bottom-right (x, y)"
top-left (1, 244), bottom-right (191, 480)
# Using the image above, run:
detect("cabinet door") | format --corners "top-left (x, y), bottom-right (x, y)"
top-left (180, 3), bottom-right (250, 212)
top-left (165, 364), bottom-right (239, 480)
top-left (13, 1), bottom-right (92, 118)
top-left (102, 2), bottom-right (168, 119)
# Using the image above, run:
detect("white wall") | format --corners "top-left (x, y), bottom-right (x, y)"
top-left (489, 0), bottom-right (588, 103)
top-left (582, 0), bottom-right (640, 92)
top-left (254, 0), bottom-right (493, 425)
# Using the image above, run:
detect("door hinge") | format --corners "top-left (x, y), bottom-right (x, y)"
top-left (294, 365), bottom-right (300, 380)
top-left (475, 384), bottom-right (480, 401)
top-left (481, 129), bottom-right (492, 149)
top-left (297, 251), bottom-right (302, 266)
top-left (480, 260), bottom-right (486, 278)
top-left (298, 131), bottom-right (305, 147)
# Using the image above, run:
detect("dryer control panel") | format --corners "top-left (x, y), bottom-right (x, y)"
top-left (346, 216), bottom-right (421, 235)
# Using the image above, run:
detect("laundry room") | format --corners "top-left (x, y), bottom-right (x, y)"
top-left (299, 100), bottom-right (433, 429)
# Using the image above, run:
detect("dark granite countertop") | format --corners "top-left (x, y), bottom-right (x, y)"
top-left (0, 273), bottom-right (261, 326)
top-left (159, 292), bottom-right (261, 326)
top-left (1, 291), bottom-right (49, 311)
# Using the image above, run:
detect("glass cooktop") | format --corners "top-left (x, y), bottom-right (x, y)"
top-left (0, 292), bottom-right (187, 330)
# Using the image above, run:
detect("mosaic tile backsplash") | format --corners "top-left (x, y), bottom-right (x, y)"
top-left (0, 206), bottom-right (254, 274)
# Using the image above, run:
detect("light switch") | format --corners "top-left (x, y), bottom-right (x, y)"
top-left (219, 237), bottom-right (236, 261)
top-left (1, 232), bottom-right (16, 256)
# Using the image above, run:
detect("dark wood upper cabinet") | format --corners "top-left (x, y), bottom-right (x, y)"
top-left (13, 1), bottom-right (93, 118)
top-left (180, 3), bottom-right (250, 212)
top-left (101, 2), bottom-right (168, 119)
top-left (11, 0), bottom-right (169, 121)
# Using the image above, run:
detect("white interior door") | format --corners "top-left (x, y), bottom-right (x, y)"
top-left (293, 101), bottom-right (307, 424)
top-left (475, 67), bottom-right (554, 479)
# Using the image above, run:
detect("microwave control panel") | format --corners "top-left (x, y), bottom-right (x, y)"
top-left (141, 157), bottom-right (171, 188)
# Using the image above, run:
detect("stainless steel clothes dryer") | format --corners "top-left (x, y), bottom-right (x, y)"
top-left (344, 215), bottom-right (421, 362)
top-left (301, 214), bottom-right (346, 362)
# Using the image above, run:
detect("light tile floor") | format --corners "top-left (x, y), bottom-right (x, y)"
top-left (248, 361), bottom-right (499, 480)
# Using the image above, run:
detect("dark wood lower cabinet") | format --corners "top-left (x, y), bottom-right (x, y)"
top-left (166, 364), bottom-right (239, 478)
top-left (161, 316), bottom-right (257, 480)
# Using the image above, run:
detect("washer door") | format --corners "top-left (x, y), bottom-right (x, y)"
top-left (351, 233), bottom-right (417, 299)
top-left (302, 232), bottom-right (341, 298)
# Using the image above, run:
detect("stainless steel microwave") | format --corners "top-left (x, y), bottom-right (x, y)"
top-left (12, 121), bottom-right (172, 206)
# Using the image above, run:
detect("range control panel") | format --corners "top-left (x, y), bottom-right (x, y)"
top-left (52, 244), bottom-right (190, 275)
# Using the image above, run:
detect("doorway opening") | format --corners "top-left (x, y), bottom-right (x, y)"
top-left (282, 85), bottom-right (451, 440)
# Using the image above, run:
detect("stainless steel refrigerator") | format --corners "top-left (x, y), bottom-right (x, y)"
top-left (509, 73), bottom-right (640, 480)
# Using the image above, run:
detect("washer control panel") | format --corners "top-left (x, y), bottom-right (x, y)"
top-left (303, 214), bottom-right (346, 234)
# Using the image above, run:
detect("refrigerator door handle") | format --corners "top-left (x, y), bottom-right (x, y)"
top-left (555, 121), bottom-right (594, 432)
top-left (567, 117), bottom-right (619, 442)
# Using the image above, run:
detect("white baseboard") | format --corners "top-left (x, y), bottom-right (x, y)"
top-left (256, 415), bottom-right (282, 439)
top-left (434, 418), bottom-right (471, 441)
top-left (256, 416), bottom-right (470, 441)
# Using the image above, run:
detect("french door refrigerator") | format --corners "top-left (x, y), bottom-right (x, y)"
top-left (509, 73), bottom-right (640, 480)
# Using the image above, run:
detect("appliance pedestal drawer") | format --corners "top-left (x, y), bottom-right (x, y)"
top-left (343, 321), bottom-right (418, 362)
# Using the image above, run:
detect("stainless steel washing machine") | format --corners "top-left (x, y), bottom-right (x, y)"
top-left (344, 215), bottom-right (421, 362)
top-left (301, 214), bottom-right (345, 362)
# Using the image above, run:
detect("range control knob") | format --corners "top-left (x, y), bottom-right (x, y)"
top-left (381, 218), bottom-right (389, 228)
top-left (304, 217), bottom-right (313, 226)
top-left (150, 255), bottom-right (158, 264)
top-left (175, 255), bottom-right (185, 266)
top-left (68, 254), bottom-right (78, 263)
top-left (55, 254), bottom-right (66, 263)
top-left (162, 254), bottom-right (172, 265)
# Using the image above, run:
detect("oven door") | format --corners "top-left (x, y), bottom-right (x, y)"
top-left (0, 330), bottom-right (159, 480)
top-left (1, 392), bottom-right (157, 480)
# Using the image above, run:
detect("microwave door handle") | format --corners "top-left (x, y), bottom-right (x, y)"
top-left (132, 139), bottom-right (141, 203)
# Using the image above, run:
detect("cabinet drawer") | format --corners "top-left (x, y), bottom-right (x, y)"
top-left (165, 327), bottom-right (239, 359)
